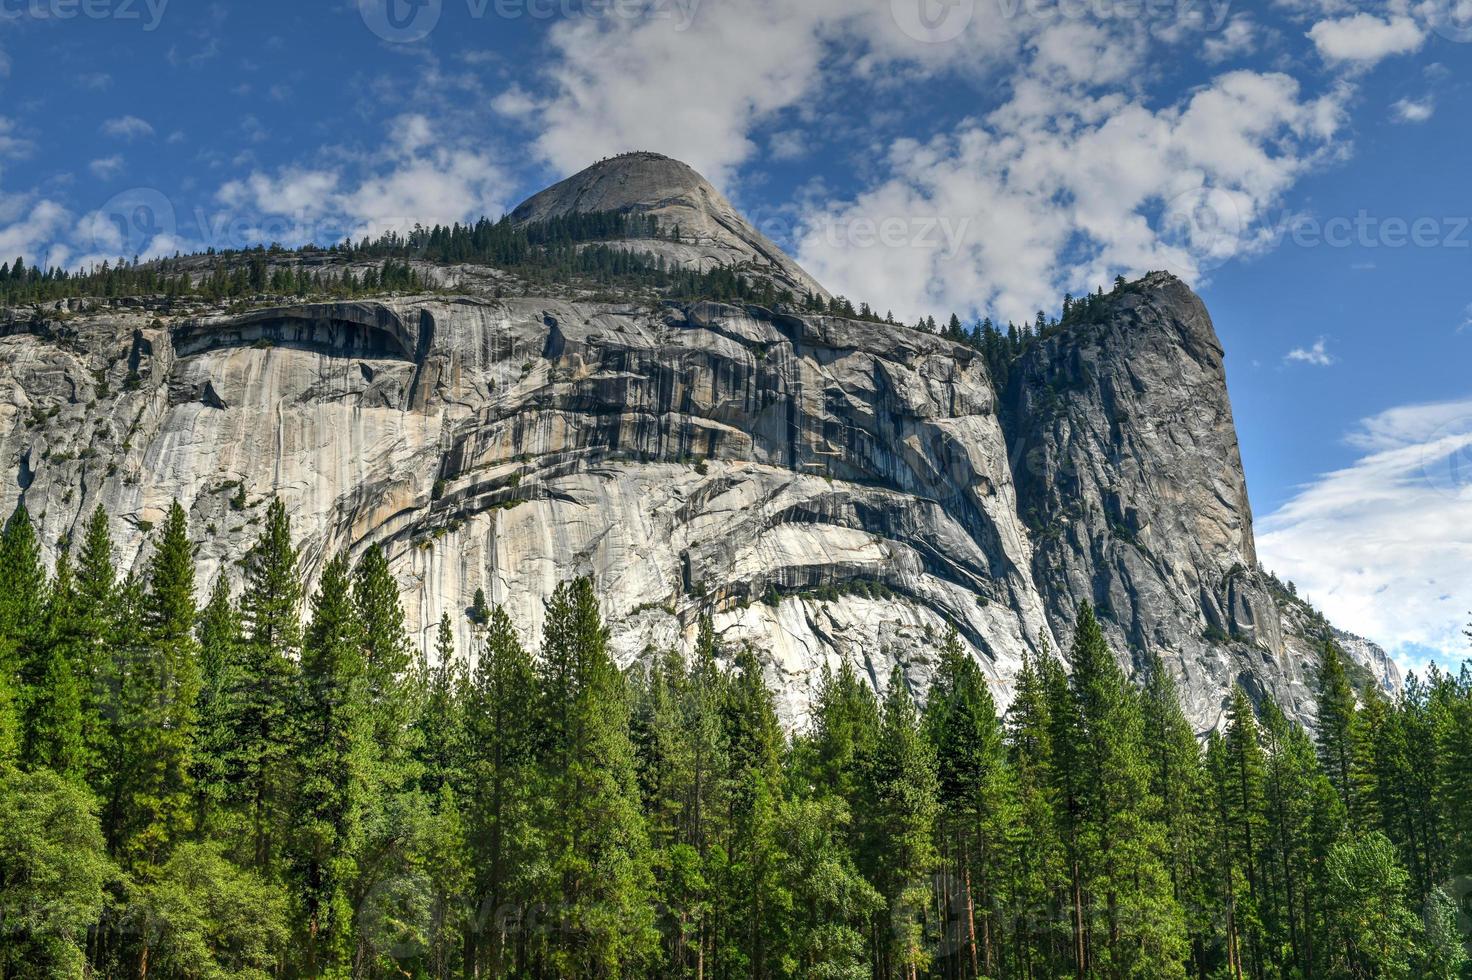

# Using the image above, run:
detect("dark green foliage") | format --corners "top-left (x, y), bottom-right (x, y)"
top-left (1317, 641), bottom-right (1362, 822)
top-left (461, 604), bottom-right (539, 977)
top-left (1065, 604), bottom-right (1186, 976)
top-left (225, 498), bottom-right (302, 870)
top-left (868, 666), bottom-right (939, 978)
top-left (2, 503), bottom-right (47, 766)
top-left (534, 578), bottom-right (657, 975)
top-left (27, 548), bottom-right (85, 777)
top-left (3, 500), bottom-right (1471, 979)
top-left (115, 500), bottom-right (201, 866)
top-left (291, 553), bottom-right (369, 972)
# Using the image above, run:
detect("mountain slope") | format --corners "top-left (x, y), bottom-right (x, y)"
top-left (0, 157), bottom-right (1397, 731)
top-left (512, 152), bottom-right (831, 302)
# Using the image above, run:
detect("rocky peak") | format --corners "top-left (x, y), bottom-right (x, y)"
top-left (511, 152), bottom-right (830, 302)
top-left (0, 164), bottom-right (1399, 734)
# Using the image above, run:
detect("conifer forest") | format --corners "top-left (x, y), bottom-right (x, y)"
top-left (0, 499), bottom-right (1468, 979)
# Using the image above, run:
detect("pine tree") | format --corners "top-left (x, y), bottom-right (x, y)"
top-left (119, 500), bottom-right (202, 866)
top-left (1, 502), bottom-right (48, 766)
top-left (462, 604), bottom-right (538, 977)
top-left (290, 553), bottom-right (369, 974)
top-left (1205, 731), bottom-right (1249, 979)
top-left (533, 578), bottom-right (655, 975)
top-left (631, 645), bottom-right (701, 971)
top-left (417, 611), bottom-right (462, 796)
top-left (27, 548), bottom-right (85, 778)
top-left (1316, 641), bottom-right (1362, 824)
top-left (806, 655), bottom-right (879, 835)
top-left (1259, 699), bottom-right (1335, 976)
top-left (719, 645), bottom-right (785, 978)
top-left (923, 630), bottom-right (1016, 977)
top-left (354, 545), bottom-right (417, 777)
top-left (227, 498), bottom-right (302, 870)
top-left (1431, 665), bottom-right (1472, 879)
top-left (868, 666), bottom-right (938, 980)
top-left (73, 506), bottom-right (118, 784)
top-left (1068, 604), bottom-right (1186, 976)
top-left (1005, 642), bottom-right (1067, 977)
top-left (191, 576), bottom-right (239, 832)
top-left (1141, 652), bottom-right (1210, 974)
top-left (1222, 685), bottom-right (1268, 977)
top-left (349, 544), bottom-right (425, 972)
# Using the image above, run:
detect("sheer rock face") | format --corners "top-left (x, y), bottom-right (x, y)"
top-left (511, 152), bottom-right (831, 302)
top-left (0, 165), bottom-right (1399, 731)
top-left (0, 280), bottom-right (1395, 731)
top-left (1005, 273), bottom-right (1398, 725)
top-left (0, 297), bottom-right (1053, 725)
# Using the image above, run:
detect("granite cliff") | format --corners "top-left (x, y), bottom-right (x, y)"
top-left (0, 153), bottom-right (1395, 730)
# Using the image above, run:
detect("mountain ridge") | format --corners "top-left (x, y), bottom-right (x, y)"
top-left (0, 155), bottom-right (1398, 730)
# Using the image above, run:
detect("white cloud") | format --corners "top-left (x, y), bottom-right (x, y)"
top-left (1391, 96), bottom-right (1435, 123)
top-left (0, 199), bottom-right (71, 264)
top-left (1307, 14), bottom-right (1424, 66)
top-left (217, 168), bottom-right (341, 221)
top-left (1284, 336), bottom-right (1335, 366)
top-left (1202, 15), bottom-right (1260, 63)
top-left (101, 115), bottom-right (156, 140)
top-left (518, 0), bottom-right (1030, 185)
top-left (794, 71), bottom-right (1348, 323)
top-left (1459, 302), bottom-right (1472, 333)
top-left (212, 116), bottom-right (513, 245)
top-left (474, 0), bottom-right (1356, 326)
top-left (88, 156), bottom-right (125, 180)
top-left (1259, 399), bottom-right (1472, 672)
top-left (0, 117), bottom-right (34, 159)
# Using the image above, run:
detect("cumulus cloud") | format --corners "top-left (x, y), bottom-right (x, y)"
top-left (1284, 336), bottom-right (1335, 365)
top-left (514, 0), bottom-right (1031, 185)
top-left (0, 199), bottom-right (71, 264)
top-left (1391, 96), bottom-right (1435, 123)
top-left (101, 115), bottom-right (156, 140)
top-left (794, 71), bottom-right (1348, 323)
top-left (458, 0), bottom-right (1364, 325)
top-left (1259, 399), bottom-right (1472, 673)
top-left (1307, 14), bottom-right (1424, 66)
top-left (212, 115), bottom-right (512, 246)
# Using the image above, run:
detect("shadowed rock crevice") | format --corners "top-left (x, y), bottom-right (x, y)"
top-left (172, 302), bottom-right (421, 361)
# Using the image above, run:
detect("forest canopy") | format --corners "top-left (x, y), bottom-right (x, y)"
top-left (0, 499), bottom-right (1469, 979)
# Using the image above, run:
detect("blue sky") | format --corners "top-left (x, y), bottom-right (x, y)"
top-left (3, 0), bottom-right (1471, 672)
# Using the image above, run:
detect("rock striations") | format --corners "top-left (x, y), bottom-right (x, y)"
top-left (0, 156), bottom-right (1396, 731)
